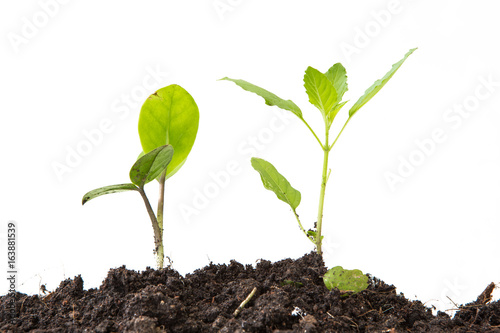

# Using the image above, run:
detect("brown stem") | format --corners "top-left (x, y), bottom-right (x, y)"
top-left (138, 186), bottom-right (163, 268)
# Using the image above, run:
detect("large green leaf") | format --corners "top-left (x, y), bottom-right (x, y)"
top-left (304, 66), bottom-right (338, 119)
top-left (129, 145), bottom-right (174, 187)
top-left (349, 48), bottom-right (416, 117)
top-left (251, 157), bottom-right (301, 210)
top-left (138, 84), bottom-right (199, 180)
top-left (82, 183), bottom-right (139, 205)
top-left (323, 266), bottom-right (368, 293)
top-left (220, 77), bottom-right (303, 119)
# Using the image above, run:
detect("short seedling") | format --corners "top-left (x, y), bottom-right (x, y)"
top-left (82, 84), bottom-right (199, 269)
top-left (221, 49), bottom-right (416, 256)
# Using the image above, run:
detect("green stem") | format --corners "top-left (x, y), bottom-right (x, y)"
top-left (329, 116), bottom-right (352, 151)
top-left (315, 128), bottom-right (329, 255)
top-left (316, 116), bottom-right (352, 254)
top-left (157, 170), bottom-right (167, 264)
top-left (138, 186), bottom-right (163, 268)
top-left (293, 209), bottom-right (315, 244)
top-left (300, 117), bottom-right (323, 149)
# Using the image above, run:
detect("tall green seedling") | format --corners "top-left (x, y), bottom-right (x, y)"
top-left (83, 84), bottom-right (199, 268)
top-left (221, 49), bottom-right (416, 255)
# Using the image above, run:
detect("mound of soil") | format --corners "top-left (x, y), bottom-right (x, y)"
top-left (1, 252), bottom-right (499, 332)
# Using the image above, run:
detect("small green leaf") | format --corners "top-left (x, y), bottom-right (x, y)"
top-left (304, 66), bottom-right (338, 118)
top-left (307, 230), bottom-right (323, 242)
top-left (324, 63), bottom-right (348, 101)
top-left (138, 84), bottom-right (199, 180)
top-left (327, 100), bottom-right (349, 129)
top-left (251, 157), bottom-right (301, 210)
top-left (220, 77), bottom-right (303, 119)
top-left (82, 183), bottom-right (139, 205)
top-left (349, 48), bottom-right (416, 117)
top-left (323, 266), bottom-right (369, 293)
top-left (129, 145), bottom-right (174, 187)
top-left (136, 150), bottom-right (172, 183)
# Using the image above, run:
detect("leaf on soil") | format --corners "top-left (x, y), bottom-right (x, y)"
top-left (323, 266), bottom-right (368, 293)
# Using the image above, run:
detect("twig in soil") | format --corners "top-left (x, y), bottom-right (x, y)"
top-left (382, 306), bottom-right (394, 313)
top-left (19, 296), bottom-right (29, 313)
top-left (327, 312), bottom-right (359, 330)
top-left (446, 296), bottom-right (460, 310)
top-left (233, 287), bottom-right (257, 317)
top-left (340, 315), bottom-right (359, 330)
top-left (357, 309), bottom-right (377, 317)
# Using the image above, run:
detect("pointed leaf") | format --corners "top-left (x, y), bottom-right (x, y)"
top-left (137, 150), bottom-right (159, 184)
top-left (82, 183), bottom-right (139, 205)
top-left (138, 84), bottom-right (199, 180)
top-left (129, 145), bottom-right (174, 187)
top-left (324, 63), bottom-right (348, 101)
top-left (349, 48), bottom-right (416, 117)
top-left (327, 100), bottom-right (349, 128)
top-left (251, 157), bottom-right (301, 210)
top-left (323, 266), bottom-right (369, 293)
top-left (304, 66), bottom-right (338, 117)
top-left (220, 77), bottom-right (303, 119)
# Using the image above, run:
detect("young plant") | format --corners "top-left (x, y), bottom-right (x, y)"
top-left (222, 48), bottom-right (416, 255)
top-left (82, 84), bottom-right (199, 268)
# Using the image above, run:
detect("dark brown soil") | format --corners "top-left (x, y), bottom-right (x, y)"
top-left (1, 252), bottom-right (499, 332)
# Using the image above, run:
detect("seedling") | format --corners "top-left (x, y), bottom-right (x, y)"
top-left (222, 49), bottom-right (416, 255)
top-left (82, 84), bottom-right (199, 268)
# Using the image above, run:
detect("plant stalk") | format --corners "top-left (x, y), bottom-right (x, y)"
top-left (329, 116), bottom-right (352, 151)
top-left (316, 116), bottom-right (352, 254)
top-left (293, 209), bottom-right (315, 244)
top-left (315, 145), bottom-right (329, 255)
top-left (138, 186), bottom-right (164, 268)
top-left (157, 170), bottom-right (167, 265)
top-left (315, 123), bottom-right (330, 255)
top-left (300, 117), bottom-right (323, 149)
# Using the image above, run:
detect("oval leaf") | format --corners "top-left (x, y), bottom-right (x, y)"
top-left (251, 157), bottom-right (301, 210)
top-left (138, 84), bottom-right (199, 180)
top-left (324, 63), bottom-right (348, 101)
top-left (323, 266), bottom-right (368, 293)
top-left (220, 77), bottom-right (303, 119)
top-left (129, 145), bottom-right (174, 187)
top-left (349, 48), bottom-right (416, 117)
top-left (137, 150), bottom-right (163, 182)
top-left (304, 66), bottom-right (338, 117)
top-left (82, 183), bottom-right (138, 205)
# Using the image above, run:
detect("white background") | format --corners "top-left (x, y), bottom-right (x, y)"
top-left (1, 0), bottom-right (500, 315)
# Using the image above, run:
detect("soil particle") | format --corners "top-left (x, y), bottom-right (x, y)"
top-left (1, 252), bottom-right (498, 332)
